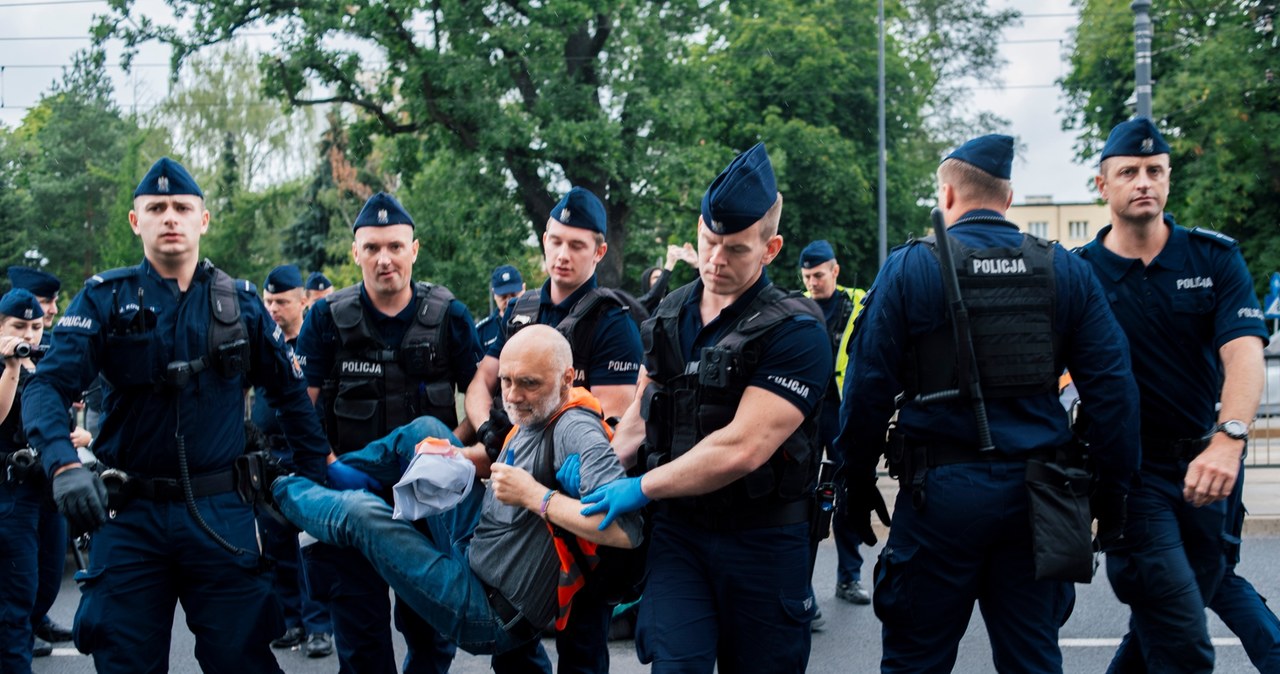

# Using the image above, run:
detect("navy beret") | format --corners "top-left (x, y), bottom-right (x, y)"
top-left (1100, 118), bottom-right (1170, 162)
top-left (305, 272), bottom-right (332, 291)
top-left (0, 288), bottom-right (44, 321)
top-left (354, 192), bottom-right (415, 231)
top-left (799, 240), bottom-right (836, 269)
top-left (944, 134), bottom-right (1014, 180)
top-left (549, 187), bottom-right (607, 235)
top-left (133, 157), bottom-right (204, 199)
top-left (490, 265), bottom-right (524, 295)
top-left (264, 265), bottom-right (304, 293)
top-left (7, 266), bottom-right (60, 297)
top-left (701, 143), bottom-right (778, 235)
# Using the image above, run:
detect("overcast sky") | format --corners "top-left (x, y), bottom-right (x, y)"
top-left (0, 0), bottom-right (1104, 203)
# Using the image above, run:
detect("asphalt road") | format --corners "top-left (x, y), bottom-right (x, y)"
top-left (34, 535), bottom-right (1278, 673)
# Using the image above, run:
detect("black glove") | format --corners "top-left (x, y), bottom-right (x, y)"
top-left (476, 405), bottom-right (514, 462)
top-left (53, 466), bottom-right (108, 534)
top-left (841, 476), bottom-right (892, 547)
top-left (1092, 488), bottom-right (1128, 551)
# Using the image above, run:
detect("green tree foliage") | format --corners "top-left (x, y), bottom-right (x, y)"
top-left (1062, 0), bottom-right (1280, 293)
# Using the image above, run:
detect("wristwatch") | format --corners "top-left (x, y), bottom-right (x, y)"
top-left (1214, 419), bottom-right (1250, 441)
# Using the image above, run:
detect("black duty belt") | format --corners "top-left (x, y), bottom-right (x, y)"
top-left (131, 469), bottom-right (237, 501)
top-left (482, 583), bottom-right (540, 644)
top-left (663, 498), bottom-right (811, 532)
top-left (1142, 435), bottom-right (1211, 462)
top-left (920, 444), bottom-right (1059, 468)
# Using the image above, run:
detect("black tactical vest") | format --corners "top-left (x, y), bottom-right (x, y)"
top-left (323, 282), bottom-right (458, 454)
top-left (504, 287), bottom-right (638, 389)
top-left (637, 282), bottom-right (824, 513)
top-left (906, 227), bottom-right (1059, 400)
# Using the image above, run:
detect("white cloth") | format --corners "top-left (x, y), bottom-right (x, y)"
top-left (391, 439), bottom-right (476, 520)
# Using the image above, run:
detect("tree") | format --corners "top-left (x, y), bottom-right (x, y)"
top-left (1061, 0), bottom-right (1280, 293)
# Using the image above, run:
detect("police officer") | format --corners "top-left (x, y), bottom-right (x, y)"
top-left (305, 271), bottom-right (334, 303)
top-left (0, 289), bottom-right (48, 674)
top-left (21, 157), bottom-right (330, 673)
top-left (6, 266), bottom-right (77, 657)
top-left (1078, 118), bottom-right (1270, 673)
top-left (475, 265), bottom-right (525, 353)
top-left (838, 135), bottom-right (1140, 672)
top-left (296, 191), bottom-right (482, 674)
top-left (583, 143), bottom-right (833, 673)
top-left (252, 264), bottom-right (335, 658)
top-left (798, 240), bottom-right (871, 606)
top-left (464, 186), bottom-right (643, 674)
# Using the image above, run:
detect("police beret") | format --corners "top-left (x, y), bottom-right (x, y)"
top-left (305, 272), bottom-right (332, 291)
top-left (353, 192), bottom-right (415, 231)
top-left (1100, 118), bottom-right (1170, 162)
top-left (133, 157), bottom-right (204, 199)
top-left (799, 240), bottom-right (836, 269)
top-left (549, 187), bottom-right (607, 236)
top-left (0, 288), bottom-right (44, 320)
top-left (944, 134), bottom-right (1014, 180)
top-left (7, 266), bottom-right (61, 297)
top-left (490, 265), bottom-right (524, 295)
top-left (264, 265), bottom-right (304, 293)
top-left (701, 142), bottom-right (778, 235)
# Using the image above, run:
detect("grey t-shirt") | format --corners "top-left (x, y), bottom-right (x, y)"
top-left (468, 406), bottom-right (643, 630)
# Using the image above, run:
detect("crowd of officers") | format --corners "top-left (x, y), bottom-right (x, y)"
top-left (0, 114), bottom-right (1276, 674)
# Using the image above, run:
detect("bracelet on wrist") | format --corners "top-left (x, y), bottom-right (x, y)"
top-left (540, 489), bottom-right (557, 520)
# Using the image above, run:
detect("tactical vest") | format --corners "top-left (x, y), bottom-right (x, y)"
top-left (504, 287), bottom-right (639, 389)
top-left (323, 282), bottom-right (458, 455)
top-left (906, 227), bottom-right (1059, 400)
top-left (97, 259), bottom-right (250, 392)
top-left (638, 282), bottom-right (824, 515)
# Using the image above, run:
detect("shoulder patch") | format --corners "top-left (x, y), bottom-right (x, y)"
top-left (1189, 227), bottom-right (1238, 248)
top-left (85, 266), bottom-right (139, 287)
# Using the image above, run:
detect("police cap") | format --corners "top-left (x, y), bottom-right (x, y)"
top-left (701, 142), bottom-right (778, 235)
top-left (7, 266), bottom-right (61, 298)
top-left (0, 288), bottom-right (44, 320)
top-left (944, 134), bottom-right (1014, 180)
top-left (264, 265), bottom-right (304, 293)
top-left (549, 187), bottom-right (607, 235)
top-left (1100, 118), bottom-right (1170, 162)
top-left (490, 265), bottom-right (524, 295)
top-left (133, 157), bottom-right (204, 199)
top-left (799, 240), bottom-right (836, 269)
top-left (353, 192), bottom-right (415, 231)
top-left (305, 272), bottom-right (332, 291)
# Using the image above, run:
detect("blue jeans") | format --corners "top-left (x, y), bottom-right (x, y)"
top-left (636, 512), bottom-right (814, 674)
top-left (1106, 462), bottom-right (1226, 673)
top-left (0, 479), bottom-right (41, 674)
top-left (875, 461), bottom-right (1074, 674)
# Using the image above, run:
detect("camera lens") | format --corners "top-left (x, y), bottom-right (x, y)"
top-left (12, 342), bottom-right (31, 358)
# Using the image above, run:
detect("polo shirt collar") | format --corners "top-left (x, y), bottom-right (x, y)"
top-left (539, 275), bottom-right (598, 310)
top-left (1089, 214), bottom-right (1184, 282)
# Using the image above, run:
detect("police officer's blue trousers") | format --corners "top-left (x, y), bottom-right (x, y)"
top-left (73, 493), bottom-right (284, 674)
top-left (31, 501), bottom-right (67, 634)
top-left (874, 461), bottom-right (1073, 674)
top-left (0, 479), bottom-right (41, 674)
top-left (259, 511), bottom-right (332, 637)
top-left (636, 512), bottom-right (813, 674)
top-left (1105, 463), bottom-right (1226, 674)
top-left (1208, 463), bottom-right (1280, 672)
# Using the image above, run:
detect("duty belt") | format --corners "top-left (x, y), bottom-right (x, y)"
top-left (1142, 435), bottom-right (1211, 462)
top-left (920, 444), bottom-right (1059, 468)
top-left (129, 469), bottom-right (237, 501)
top-left (662, 498), bottom-right (811, 531)
top-left (482, 582), bottom-right (540, 644)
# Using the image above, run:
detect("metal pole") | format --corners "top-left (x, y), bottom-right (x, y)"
top-left (1132, 0), bottom-right (1153, 119)
top-left (877, 0), bottom-right (887, 267)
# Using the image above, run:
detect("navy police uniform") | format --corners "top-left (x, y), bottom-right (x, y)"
top-left (22, 154), bottom-right (329, 674)
top-left (1078, 115), bottom-right (1272, 674)
top-left (840, 135), bottom-right (1140, 673)
top-left (627, 144), bottom-right (832, 673)
top-left (0, 289), bottom-right (46, 673)
top-left (296, 191), bottom-right (482, 674)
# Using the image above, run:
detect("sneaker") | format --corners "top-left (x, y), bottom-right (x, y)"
top-left (33, 635), bottom-right (53, 657)
top-left (836, 581), bottom-right (872, 605)
top-left (810, 607), bottom-right (826, 632)
top-left (270, 626), bottom-right (305, 649)
top-left (305, 632), bottom-right (333, 658)
top-left (35, 617), bottom-right (74, 642)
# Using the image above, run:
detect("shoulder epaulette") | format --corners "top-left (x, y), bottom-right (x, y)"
top-left (1189, 227), bottom-right (1238, 248)
top-left (86, 266), bottom-right (139, 287)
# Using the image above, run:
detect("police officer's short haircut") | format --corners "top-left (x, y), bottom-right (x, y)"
top-left (758, 194), bottom-right (784, 240)
top-left (937, 159), bottom-right (1012, 205)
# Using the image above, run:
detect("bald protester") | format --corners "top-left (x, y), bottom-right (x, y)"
top-left (274, 324), bottom-right (643, 656)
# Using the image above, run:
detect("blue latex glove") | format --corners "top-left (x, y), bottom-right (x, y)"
top-left (556, 454), bottom-right (582, 499)
top-left (327, 460), bottom-right (383, 492)
top-left (579, 476), bottom-right (649, 530)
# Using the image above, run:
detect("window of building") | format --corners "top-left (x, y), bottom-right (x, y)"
top-left (1068, 220), bottom-right (1089, 239)
top-left (1028, 221), bottom-right (1049, 238)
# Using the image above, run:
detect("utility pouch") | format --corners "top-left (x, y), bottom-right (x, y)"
top-left (233, 452), bottom-right (266, 504)
top-left (1025, 458), bottom-right (1094, 583)
top-left (214, 338), bottom-right (250, 378)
